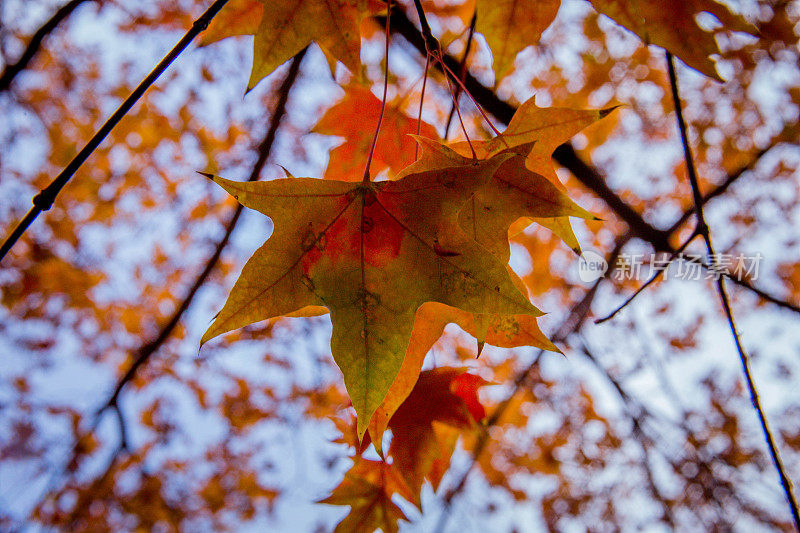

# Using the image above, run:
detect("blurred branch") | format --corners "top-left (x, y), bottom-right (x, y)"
top-left (26, 49), bottom-right (306, 525)
top-left (577, 337), bottom-right (736, 529)
top-left (0, 0), bottom-right (231, 263)
top-left (0, 0), bottom-right (98, 92)
top-left (434, 237), bottom-right (630, 532)
top-left (387, 6), bottom-right (799, 523)
top-left (595, 229), bottom-right (700, 324)
top-left (666, 51), bottom-right (800, 529)
top-left (100, 47), bottom-right (307, 421)
top-left (443, 12), bottom-right (476, 139)
top-left (386, 7), bottom-right (800, 316)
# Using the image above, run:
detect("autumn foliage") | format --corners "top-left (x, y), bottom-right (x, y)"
top-left (2, 0), bottom-right (800, 531)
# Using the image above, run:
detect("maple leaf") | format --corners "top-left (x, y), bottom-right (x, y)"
top-left (312, 84), bottom-right (440, 181)
top-left (200, 157), bottom-right (538, 438)
top-left (201, 0), bottom-right (370, 89)
top-left (455, 97), bottom-right (613, 254)
top-left (476, 0), bottom-right (561, 82)
top-left (398, 98), bottom-right (611, 253)
top-left (199, 0), bottom-right (263, 46)
top-left (383, 368), bottom-right (488, 493)
top-left (361, 100), bottom-right (610, 444)
top-left (250, 0), bottom-right (369, 89)
top-left (319, 458), bottom-right (416, 533)
top-left (402, 137), bottom-right (595, 261)
top-left (588, 0), bottom-right (757, 80)
top-left (368, 300), bottom-right (557, 448)
top-left (478, 97), bottom-right (616, 187)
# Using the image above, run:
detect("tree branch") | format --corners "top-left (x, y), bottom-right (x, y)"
top-left (434, 237), bottom-right (630, 532)
top-left (386, 7), bottom-right (800, 526)
top-left (100, 48), bottom-right (306, 417)
top-left (595, 230), bottom-right (700, 324)
top-left (25, 49), bottom-right (306, 530)
top-left (666, 51), bottom-right (800, 529)
top-left (0, 0), bottom-right (97, 92)
top-left (385, 7), bottom-right (800, 315)
top-left (443, 12), bottom-right (476, 139)
top-left (0, 0), bottom-right (231, 263)
top-left (577, 337), bottom-right (736, 529)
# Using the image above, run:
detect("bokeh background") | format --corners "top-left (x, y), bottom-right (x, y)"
top-left (1, 0), bottom-right (800, 530)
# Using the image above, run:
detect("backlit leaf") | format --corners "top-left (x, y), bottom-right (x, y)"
top-left (312, 84), bottom-right (439, 181)
top-left (320, 458), bottom-right (415, 533)
top-left (588, 0), bottom-right (757, 80)
top-left (476, 0), bottom-right (561, 82)
top-left (200, 155), bottom-right (538, 438)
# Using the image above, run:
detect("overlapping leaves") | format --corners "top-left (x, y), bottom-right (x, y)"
top-left (202, 93), bottom-right (611, 439)
top-left (201, 151), bottom-right (536, 438)
top-left (203, 0), bottom-right (759, 87)
top-left (324, 368), bottom-right (489, 532)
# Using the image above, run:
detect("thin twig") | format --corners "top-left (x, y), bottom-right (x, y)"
top-left (443, 69), bottom-right (475, 158)
top-left (434, 238), bottom-right (629, 532)
top-left (363, 4), bottom-right (391, 182)
top-left (667, 51), bottom-right (800, 530)
top-left (595, 229), bottom-right (699, 324)
top-left (0, 0), bottom-right (97, 92)
top-left (386, 8), bottom-right (800, 525)
top-left (414, 54), bottom-right (430, 161)
top-left (411, 0), bottom-right (438, 55)
top-left (444, 12), bottom-right (477, 140)
top-left (578, 339), bottom-right (682, 529)
top-left (578, 337), bottom-right (735, 529)
top-left (665, 145), bottom-right (776, 236)
top-left (405, 1), bottom-right (502, 139)
top-left (0, 0), bottom-right (231, 263)
top-left (385, 8), bottom-right (800, 316)
top-left (101, 48), bottom-right (306, 415)
top-left (24, 49), bottom-right (306, 521)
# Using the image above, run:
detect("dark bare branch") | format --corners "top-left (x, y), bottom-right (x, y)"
top-left (666, 51), bottom-right (800, 529)
top-left (0, 0), bottom-right (232, 263)
top-left (434, 238), bottom-right (630, 532)
top-left (595, 230), bottom-right (700, 324)
top-left (385, 7), bottom-right (800, 316)
top-left (25, 49), bottom-right (306, 525)
top-left (101, 48), bottom-right (307, 414)
top-left (0, 0), bottom-right (97, 92)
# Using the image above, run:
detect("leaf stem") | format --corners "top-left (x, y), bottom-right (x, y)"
top-left (444, 72), bottom-right (476, 159)
top-left (414, 53), bottom-right (430, 161)
top-left (0, 0), bottom-right (232, 264)
top-left (666, 51), bottom-right (800, 530)
top-left (444, 12), bottom-right (477, 140)
top-left (408, 0), bottom-right (502, 141)
top-left (386, 6), bottom-right (800, 313)
top-left (363, 1), bottom-right (392, 183)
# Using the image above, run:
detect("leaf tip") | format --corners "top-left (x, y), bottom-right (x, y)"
top-left (599, 105), bottom-right (621, 118)
top-left (278, 165), bottom-right (295, 179)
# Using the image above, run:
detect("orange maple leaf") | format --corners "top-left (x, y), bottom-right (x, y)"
top-left (200, 0), bottom-right (372, 89)
top-left (313, 84), bottom-right (439, 181)
top-left (319, 458), bottom-right (416, 533)
top-left (588, 0), bottom-right (757, 80)
top-left (384, 368), bottom-right (489, 494)
top-left (200, 154), bottom-right (537, 438)
top-left (475, 0), bottom-right (561, 82)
